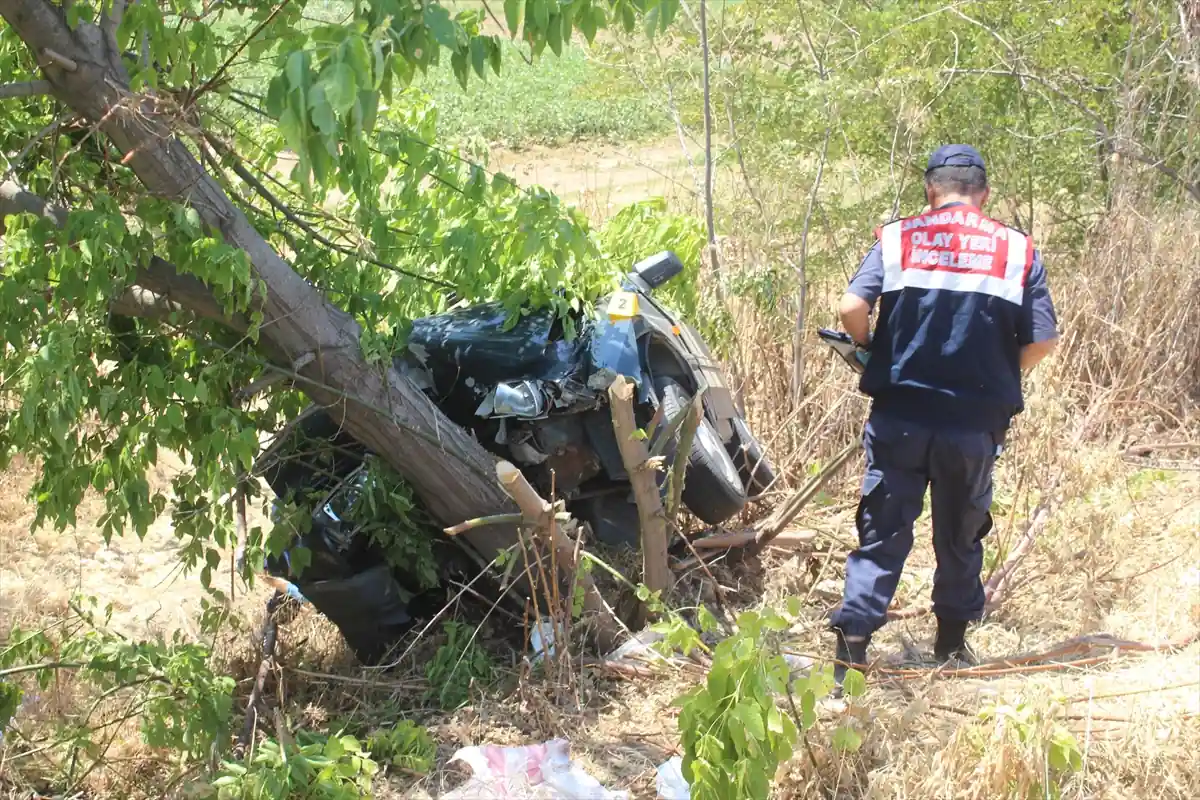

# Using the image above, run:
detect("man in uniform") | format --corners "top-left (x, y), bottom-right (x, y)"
top-left (831, 145), bottom-right (1059, 682)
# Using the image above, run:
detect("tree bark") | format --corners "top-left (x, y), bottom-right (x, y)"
top-left (0, 0), bottom-right (520, 563)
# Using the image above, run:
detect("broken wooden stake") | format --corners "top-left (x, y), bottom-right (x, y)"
top-left (495, 461), bottom-right (621, 651)
top-left (607, 377), bottom-right (673, 595)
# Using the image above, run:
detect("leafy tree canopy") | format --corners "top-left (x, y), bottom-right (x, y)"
top-left (0, 0), bottom-right (685, 592)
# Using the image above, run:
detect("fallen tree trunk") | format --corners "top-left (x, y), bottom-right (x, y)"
top-left (0, 1), bottom-right (520, 563)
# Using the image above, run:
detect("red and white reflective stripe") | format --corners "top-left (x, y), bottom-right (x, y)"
top-left (879, 214), bottom-right (1030, 305)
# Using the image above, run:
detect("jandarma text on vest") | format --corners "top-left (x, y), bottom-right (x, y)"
top-left (900, 207), bottom-right (1009, 236)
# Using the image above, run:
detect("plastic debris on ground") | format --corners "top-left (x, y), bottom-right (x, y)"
top-left (605, 627), bottom-right (665, 661)
top-left (529, 617), bottom-right (556, 664)
top-left (441, 739), bottom-right (629, 799)
top-left (655, 757), bottom-right (691, 799)
top-left (783, 653), bottom-right (815, 673)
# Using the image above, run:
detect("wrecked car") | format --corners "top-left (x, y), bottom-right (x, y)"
top-left (253, 251), bottom-right (776, 663)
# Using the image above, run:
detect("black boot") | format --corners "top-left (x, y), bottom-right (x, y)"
top-left (833, 630), bottom-right (870, 691)
top-left (933, 618), bottom-right (975, 664)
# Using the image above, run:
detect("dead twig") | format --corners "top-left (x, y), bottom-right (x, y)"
top-left (40, 48), bottom-right (78, 72)
top-left (1123, 441), bottom-right (1199, 456)
top-left (444, 511), bottom-right (568, 536)
top-left (667, 391), bottom-right (704, 530)
top-left (232, 592), bottom-right (284, 759)
top-left (755, 441), bottom-right (860, 548)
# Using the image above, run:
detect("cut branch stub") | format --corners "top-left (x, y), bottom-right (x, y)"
top-left (495, 461), bottom-right (620, 651)
top-left (607, 376), bottom-right (673, 595)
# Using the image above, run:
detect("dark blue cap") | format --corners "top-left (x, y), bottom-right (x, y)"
top-left (926, 144), bottom-right (986, 173)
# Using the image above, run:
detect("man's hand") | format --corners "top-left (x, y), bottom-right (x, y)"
top-left (838, 293), bottom-right (873, 347)
top-left (1020, 337), bottom-right (1058, 371)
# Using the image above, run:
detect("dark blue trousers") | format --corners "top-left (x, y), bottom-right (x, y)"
top-left (831, 411), bottom-right (1001, 638)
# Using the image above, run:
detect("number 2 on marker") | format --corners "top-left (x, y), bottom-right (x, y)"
top-left (607, 291), bottom-right (640, 320)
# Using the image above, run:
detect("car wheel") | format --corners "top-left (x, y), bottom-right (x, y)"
top-left (655, 378), bottom-right (747, 525)
top-left (729, 416), bottom-right (778, 499)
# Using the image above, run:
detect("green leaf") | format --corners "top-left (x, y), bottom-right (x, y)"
top-left (733, 703), bottom-right (766, 742)
top-left (451, 48), bottom-right (470, 89)
top-left (1048, 728), bottom-right (1082, 772)
top-left (579, 6), bottom-right (598, 42)
top-left (266, 76), bottom-right (288, 118)
top-left (530, 0), bottom-right (550, 31)
top-left (0, 682), bottom-right (22, 731)
top-left (321, 62), bottom-right (358, 114)
top-left (806, 664), bottom-right (836, 700)
top-left (470, 37), bottom-right (487, 79)
top-left (309, 85), bottom-right (337, 135)
top-left (324, 735), bottom-right (345, 759)
top-left (620, 1), bottom-right (636, 32)
top-left (504, 0), bottom-right (523, 36)
top-left (488, 38), bottom-right (503, 75)
top-left (799, 689), bottom-right (817, 730)
top-left (766, 705), bottom-right (785, 735)
top-left (546, 12), bottom-right (563, 55)
top-left (831, 725), bottom-right (863, 753)
top-left (644, 5), bottom-right (661, 38)
top-left (288, 545), bottom-right (312, 577)
top-left (842, 668), bottom-right (867, 698)
top-left (285, 49), bottom-right (309, 90)
top-left (424, 4), bottom-right (458, 49)
top-left (172, 375), bottom-right (194, 402)
top-left (660, 0), bottom-right (680, 30)
top-left (345, 35), bottom-right (373, 89)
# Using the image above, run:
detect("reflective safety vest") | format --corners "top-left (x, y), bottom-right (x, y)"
top-left (862, 204), bottom-right (1035, 432)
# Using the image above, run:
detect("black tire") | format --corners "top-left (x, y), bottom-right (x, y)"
top-left (656, 378), bottom-right (747, 525)
top-left (729, 416), bottom-right (778, 499)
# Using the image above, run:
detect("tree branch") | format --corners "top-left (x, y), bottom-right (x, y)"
top-left (939, 66), bottom-right (1200, 203)
top-left (40, 47), bottom-right (78, 71)
top-left (0, 79), bottom-right (52, 99)
top-left (107, 285), bottom-right (180, 318)
top-left (1, 179), bottom-right (257, 331)
top-left (201, 134), bottom-right (453, 288)
top-left (697, 0), bottom-right (720, 278)
top-left (0, 178), bottom-right (66, 227)
top-left (2, 113), bottom-right (72, 184)
top-left (100, 0), bottom-right (126, 41)
top-left (192, 0), bottom-right (292, 102)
